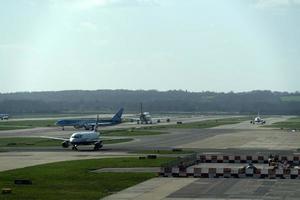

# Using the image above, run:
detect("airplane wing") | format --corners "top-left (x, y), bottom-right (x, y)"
top-left (40, 136), bottom-right (69, 141)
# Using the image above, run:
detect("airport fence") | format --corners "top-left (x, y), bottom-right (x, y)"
top-left (160, 153), bottom-right (300, 179)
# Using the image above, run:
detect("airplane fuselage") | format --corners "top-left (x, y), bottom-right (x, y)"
top-left (251, 116), bottom-right (266, 124)
top-left (56, 108), bottom-right (123, 130)
top-left (56, 119), bottom-right (120, 129)
top-left (62, 131), bottom-right (103, 150)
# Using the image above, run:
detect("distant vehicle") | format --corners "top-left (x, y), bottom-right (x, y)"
top-left (44, 116), bottom-right (103, 151)
top-left (0, 114), bottom-right (9, 120)
top-left (250, 112), bottom-right (266, 125)
top-left (55, 108), bottom-right (124, 130)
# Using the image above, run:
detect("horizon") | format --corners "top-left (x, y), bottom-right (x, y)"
top-left (0, 0), bottom-right (299, 92)
top-left (0, 88), bottom-right (299, 95)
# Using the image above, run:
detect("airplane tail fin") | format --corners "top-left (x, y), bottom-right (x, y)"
top-left (111, 108), bottom-right (124, 123)
top-left (94, 114), bottom-right (99, 132)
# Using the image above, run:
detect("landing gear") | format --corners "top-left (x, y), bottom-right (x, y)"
top-left (72, 145), bottom-right (78, 151)
top-left (94, 141), bottom-right (103, 151)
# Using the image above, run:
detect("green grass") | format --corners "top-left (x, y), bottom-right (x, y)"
top-left (0, 137), bottom-right (61, 147)
top-left (0, 120), bottom-right (57, 131)
top-left (150, 117), bottom-right (248, 129)
top-left (0, 157), bottom-right (174, 200)
top-left (102, 129), bottom-right (167, 136)
top-left (267, 117), bottom-right (300, 129)
top-left (0, 137), bottom-right (133, 147)
top-left (281, 96), bottom-right (300, 102)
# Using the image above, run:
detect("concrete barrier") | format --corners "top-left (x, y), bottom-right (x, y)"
top-left (160, 167), bottom-right (300, 179)
top-left (196, 154), bottom-right (300, 164)
top-left (160, 154), bottom-right (300, 179)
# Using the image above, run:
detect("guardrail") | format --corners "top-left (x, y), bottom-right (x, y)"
top-left (197, 154), bottom-right (300, 164)
top-left (160, 167), bottom-right (300, 179)
top-left (160, 153), bottom-right (300, 179)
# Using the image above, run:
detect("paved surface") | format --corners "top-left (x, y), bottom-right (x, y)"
top-left (212, 116), bottom-right (290, 130)
top-left (0, 151), bottom-right (133, 172)
top-left (93, 167), bottom-right (160, 173)
top-left (179, 117), bottom-right (298, 150)
top-left (0, 116), bottom-right (296, 172)
top-left (103, 178), bottom-right (300, 200)
top-left (189, 163), bottom-right (271, 169)
top-left (102, 178), bottom-right (196, 200)
top-left (0, 115), bottom-right (234, 137)
top-left (168, 179), bottom-right (300, 200)
top-left (178, 129), bottom-right (300, 150)
top-left (0, 115), bottom-right (298, 200)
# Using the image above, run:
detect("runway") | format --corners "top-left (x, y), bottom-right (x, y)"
top-left (0, 115), bottom-right (298, 200)
top-left (0, 115), bottom-right (235, 171)
top-left (0, 115), bottom-right (296, 172)
top-left (0, 115), bottom-right (231, 137)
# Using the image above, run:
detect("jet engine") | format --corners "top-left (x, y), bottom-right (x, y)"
top-left (62, 141), bottom-right (70, 148)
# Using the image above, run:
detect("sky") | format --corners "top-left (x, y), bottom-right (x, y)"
top-left (0, 0), bottom-right (299, 93)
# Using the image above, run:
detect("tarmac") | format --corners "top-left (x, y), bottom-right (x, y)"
top-left (0, 151), bottom-right (133, 172)
top-left (102, 177), bottom-right (300, 200)
top-left (1, 115), bottom-right (299, 200)
top-left (170, 178), bottom-right (300, 200)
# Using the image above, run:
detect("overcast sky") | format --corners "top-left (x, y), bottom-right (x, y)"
top-left (0, 0), bottom-right (299, 93)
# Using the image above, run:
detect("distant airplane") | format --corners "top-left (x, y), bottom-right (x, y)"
top-left (55, 108), bottom-right (124, 130)
top-left (0, 114), bottom-right (9, 120)
top-left (250, 112), bottom-right (266, 125)
top-left (131, 103), bottom-right (170, 124)
top-left (44, 116), bottom-right (103, 151)
top-left (137, 103), bottom-right (153, 124)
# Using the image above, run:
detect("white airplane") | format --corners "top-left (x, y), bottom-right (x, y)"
top-left (43, 116), bottom-right (103, 151)
top-left (130, 103), bottom-right (170, 124)
top-left (250, 113), bottom-right (266, 125)
top-left (0, 114), bottom-right (9, 120)
top-left (138, 111), bottom-right (153, 124)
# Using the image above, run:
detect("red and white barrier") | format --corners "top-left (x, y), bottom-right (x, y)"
top-left (160, 167), bottom-right (300, 179)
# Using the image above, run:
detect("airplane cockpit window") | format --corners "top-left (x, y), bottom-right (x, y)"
top-left (72, 134), bottom-right (82, 139)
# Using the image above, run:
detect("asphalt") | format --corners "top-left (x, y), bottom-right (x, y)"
top-left (168, 178), bottom-right (300, 200)
top-left (0, 115), bottom-right (299, 200)
top-left (103, 178), bottom-right (300, 200)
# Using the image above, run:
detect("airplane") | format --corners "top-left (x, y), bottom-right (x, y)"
top-left (55, 108), bottom-right (124, 130)
top-left (132, 103), bottom-right (170, 124)
top-left (43, 116), bottom-right (103, 151)
top-left (137, 103), bottom-right (153, 124)
top-left (0, 114), bottom-right (9, 120)
top-left (250, 112), bottom-right (266, 125)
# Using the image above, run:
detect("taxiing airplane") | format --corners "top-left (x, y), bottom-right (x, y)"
top-left (44, 116), bottom-right (103, 151)
top-left (55, 108), bottom-right (124, 130)
top-left (0, 114), bottom-right (9, 120)
top-left (131, 103), bottom-right (170, 124)
top-left (250, 112), bottom-right (266, 125)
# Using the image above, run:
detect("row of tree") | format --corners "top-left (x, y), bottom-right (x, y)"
top-left (0, 90), bottom-right (299, 115)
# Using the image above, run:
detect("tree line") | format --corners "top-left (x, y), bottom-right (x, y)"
top-left (0, 90), bottom-right (299, 115)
